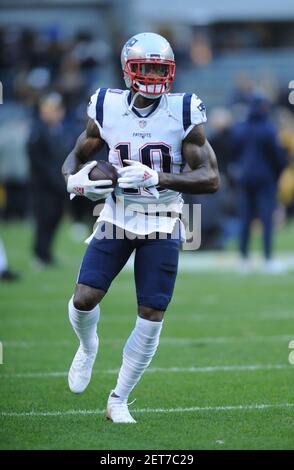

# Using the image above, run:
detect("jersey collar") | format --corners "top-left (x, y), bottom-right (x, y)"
top-left (127, 91), bottom-right (162, 118)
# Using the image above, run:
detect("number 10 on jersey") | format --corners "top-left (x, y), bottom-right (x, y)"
top-left (114, 142), bottom-right (172, 193)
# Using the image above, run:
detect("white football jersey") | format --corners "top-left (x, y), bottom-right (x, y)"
top-left (87, 88), bottom-right (207, 237)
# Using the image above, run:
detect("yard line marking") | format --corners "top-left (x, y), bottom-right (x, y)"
top-left (0, 363), bottom-right (291, 379)
top-left (134, 403), bottom-right (294, 413)
top-left (3, 334), bottom-right (294, 349)
top-left (160, 335), bottom-right (294, 344)
top-left (122, 251), bottom-right (294, 272)
top-left (140, 364), bottom-right (290, 373)
top-left (1, 402), bottom-right (294, 418)
top-left (123, 252), bottom-right (294, 272)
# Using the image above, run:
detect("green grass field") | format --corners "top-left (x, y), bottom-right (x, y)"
top-left (0, 220), bottom-right (294, 450)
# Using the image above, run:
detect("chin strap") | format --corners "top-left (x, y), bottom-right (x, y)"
top-left (136, 82), bottom-right (164, 99)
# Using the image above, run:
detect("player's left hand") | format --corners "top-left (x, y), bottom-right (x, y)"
top-left (118, 160), bottom-right (159, 189)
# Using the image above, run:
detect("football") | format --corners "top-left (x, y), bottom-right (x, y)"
top-left (88, 160), bottom-right (118, 188)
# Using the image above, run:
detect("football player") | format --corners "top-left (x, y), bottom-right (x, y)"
top-left (62, 32), bottom-right (219, 423)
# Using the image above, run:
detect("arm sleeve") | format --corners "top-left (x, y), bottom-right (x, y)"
top-left (87, 88), bottom-right (106, 139)
top-left (87, 90), bottom-right (100, 120)
top-left (183, 94), bottom-right (207, 139)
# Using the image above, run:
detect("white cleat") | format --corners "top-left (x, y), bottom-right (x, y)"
top-left (106, 391), bottom-right (137, 423)
top-left (68, 337), bottom-right (98, 394)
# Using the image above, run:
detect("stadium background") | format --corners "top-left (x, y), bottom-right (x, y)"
top-left (0, 0), bottom-right (294, 450)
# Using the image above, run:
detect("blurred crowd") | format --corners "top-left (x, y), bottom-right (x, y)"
top-left (1, 23), bottom-right (294, 276)
top-left (0, 25), bottom-right (115, 109)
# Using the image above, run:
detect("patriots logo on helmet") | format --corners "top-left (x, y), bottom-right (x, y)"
top-left (125, 37), bottom-right (138, 52)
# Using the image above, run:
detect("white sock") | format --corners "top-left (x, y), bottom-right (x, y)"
top-left (113, 316), bottom-right (163, 400)
top-left (68, 296), bottom-right (100, 352)
top-left (0, 239), bottom-right (8, 273)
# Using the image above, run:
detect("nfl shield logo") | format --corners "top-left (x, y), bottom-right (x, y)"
top-left (139, 120), bottom-right (147, 128)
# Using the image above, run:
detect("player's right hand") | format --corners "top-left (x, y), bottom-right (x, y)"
top-left (67, 161), bottom-right (114, 201)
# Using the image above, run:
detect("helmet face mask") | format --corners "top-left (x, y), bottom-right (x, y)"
top-left (124, 58), bottom-right (175, 96)
top-left (121, 33), bottom-right (176, 99)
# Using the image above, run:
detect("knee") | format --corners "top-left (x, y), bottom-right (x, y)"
top-left (73, 284), bottom-right (105, 311)
top-left (73, 292), bottom-right (97, 311)
top-left (138, 305), bottom-right (164, 322)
